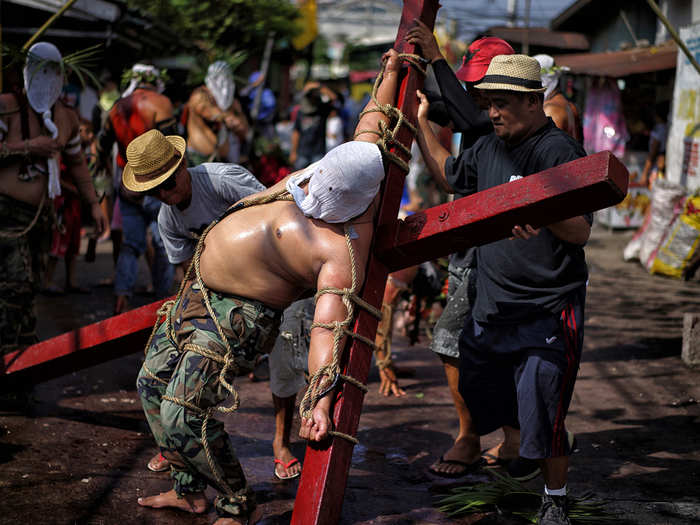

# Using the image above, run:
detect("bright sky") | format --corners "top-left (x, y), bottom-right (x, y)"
top-left (435, 0), bottom-right (580, 41)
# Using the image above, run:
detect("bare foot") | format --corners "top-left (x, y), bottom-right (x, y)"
top-left (273, 445), bottom-right (302, 480)
top-left (137, 489), bottom-right (207, 513)
top-left (482, 441), bottom-right (519, 467)
top-left (213, 506), bottom-right (263, 525)
top-left (429, 437), bottom-right (481, 477)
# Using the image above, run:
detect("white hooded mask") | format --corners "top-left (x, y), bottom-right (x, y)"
top-left (205, 61), bottom-right (235, 111)
top-left (24, 42), bottom-right (63, 198)
top-left (286, 141), bottom-right (385, 224)
top-left (534, 54), bottom-right (569, 101)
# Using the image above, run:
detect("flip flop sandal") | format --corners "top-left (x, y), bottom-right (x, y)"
top-left (273, 457), bottom-right (301, 480)
top-left (427, 455), bottom-right (484, 478)
top-left (147, 452), bottom-right (170, 472)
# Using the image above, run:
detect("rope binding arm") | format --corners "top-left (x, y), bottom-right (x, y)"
top-left (299, 53), bottom-right (426, 444)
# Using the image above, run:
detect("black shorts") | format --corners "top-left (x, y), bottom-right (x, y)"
top-left (458, 288), bottom-right (585, 459)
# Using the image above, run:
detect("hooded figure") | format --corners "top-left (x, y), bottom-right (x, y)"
top-left (205, 61), bottom-right (235, 111)
top-left (286, 141), bottom-right (384, 223)
top-left (24, 42), bottom-right (63, 198)
top-left (122, 64), bottom-right (165, 98)
top-left (534, 54), bottom-right (569, 101)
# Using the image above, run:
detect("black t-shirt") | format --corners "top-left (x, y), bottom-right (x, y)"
top-left (445, 119), bottom-right (590, 324)
top-left (431, 59), bottom-right (494, 269)
top-left (294, 108), bottom-right (329, 160)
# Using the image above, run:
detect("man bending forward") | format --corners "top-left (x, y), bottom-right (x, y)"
top-left (135, 50), bottom-right (402, 524)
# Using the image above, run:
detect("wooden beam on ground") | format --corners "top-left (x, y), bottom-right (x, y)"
top-left (376, 151), bottom-right (629, 272)
top-left (1, 298), bottom-right (170, 386)
top-left (290, 1), bottom-right (439, 523)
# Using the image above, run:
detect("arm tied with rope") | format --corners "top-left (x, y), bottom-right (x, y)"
top-left (298, 53), bottom-right (426, 445)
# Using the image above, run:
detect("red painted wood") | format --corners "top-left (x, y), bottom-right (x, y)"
top-left (2, 298), bottom-right (170, 384)
top-left (291, 2), bottom-right (439, 523)
top-left (375, 151), bottom-right (629, 271)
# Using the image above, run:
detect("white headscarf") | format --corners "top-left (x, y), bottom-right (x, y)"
top-left (534, 54), bottom-right (569, 100)
top-left (24, 42), bottom-right (63, 198)
top-left (286, 141), bottom-right (385, 223)
top-left (122, 64), bottom-right (165, 98)
top-left (205, 61), bottom-right (235, 111)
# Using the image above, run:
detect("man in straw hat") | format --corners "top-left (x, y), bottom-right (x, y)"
top-left (122, 128), bottom-right (310, 483)
top-left (406, 21), bottom-right (534, 480)
top-left (133, 49), bottom-right (402, 524)
top-left (414, 54), bottom-right (590, 525)
top-left (0, 42), bottom-right (107, 354)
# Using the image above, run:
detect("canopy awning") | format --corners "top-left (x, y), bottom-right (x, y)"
top-left (554, 41), bottom-right (677, 77)
top-left (486, 26), bottom-right (590, 50)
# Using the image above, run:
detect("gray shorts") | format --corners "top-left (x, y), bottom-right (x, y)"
top-left (431, 263), bottom-right (474, 359)
top-left (268, 297), bottom-right (314, 398)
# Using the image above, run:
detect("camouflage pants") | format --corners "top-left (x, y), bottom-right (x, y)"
top-left (137, 279), bottom-right (281, 518)
top-left (0, 194), bottom-right (51, 354)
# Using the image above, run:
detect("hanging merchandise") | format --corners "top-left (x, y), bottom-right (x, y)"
top-left (583, 77), bottom-right (629, 158)
top-left (665, 23), bottom-right (700, 191)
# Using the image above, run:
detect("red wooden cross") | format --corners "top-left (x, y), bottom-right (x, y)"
top-left (2, 0), bottom-right (629, 522)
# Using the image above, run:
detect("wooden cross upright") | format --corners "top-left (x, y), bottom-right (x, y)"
top-left (2, 0), bottom-right (628, 522)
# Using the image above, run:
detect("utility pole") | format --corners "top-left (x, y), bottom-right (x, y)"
top-left (507, 0), bottom-right (517, 28)
top-left (523, 0), bottom-right (531, 55)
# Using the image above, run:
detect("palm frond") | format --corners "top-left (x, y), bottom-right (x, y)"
top-left (3, 42), bottom-right (102, 89)
top-left (436, 470), bottom-right (616, 524)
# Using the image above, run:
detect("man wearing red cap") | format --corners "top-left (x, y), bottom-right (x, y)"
top-left (406, 21), bottom-right (532, 479)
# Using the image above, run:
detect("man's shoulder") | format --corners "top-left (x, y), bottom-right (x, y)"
top-left (0, 93), bottom-right (20, 116)
top-left (189, 86), bottom-right (214, 106)
top-left (54, 101), bottom-right (80, 129)
top-left (538, 121), bottom-right (584, 154)
top-left (134, 89), bottom-right (173, 110)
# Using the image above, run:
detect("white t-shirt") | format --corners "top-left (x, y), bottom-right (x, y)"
top-left (326, 115), bottom-right (344, 151)
top-left (158, 163), bottom-right (264, 264)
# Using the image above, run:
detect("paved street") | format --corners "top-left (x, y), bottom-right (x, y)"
top-left (1, 224), bottom-right (699, 524)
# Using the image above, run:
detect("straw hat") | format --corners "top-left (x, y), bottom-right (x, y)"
top-left (122, 130), bottom-right (186, 192)
top-left (475, 54), bottom-right (546, 93)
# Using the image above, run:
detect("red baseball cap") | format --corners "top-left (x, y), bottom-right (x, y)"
top-left (455, 37), bottom-right (515, 83)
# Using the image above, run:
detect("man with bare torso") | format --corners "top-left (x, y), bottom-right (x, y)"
top-left (185, 61), bottom-right (249, 166)
top-left (98, 64), bottom-right (179, 313)
top-left (0, 42), bottom-right (107, 352)
top-left (133, 50), bottom-right (402, 524)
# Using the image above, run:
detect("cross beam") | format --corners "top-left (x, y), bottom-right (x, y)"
top-left (376, 151), bottom-right (629, 271)
top-left (1, 299), bottom-right (170, 385)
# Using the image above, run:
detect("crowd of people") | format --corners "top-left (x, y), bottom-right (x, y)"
top-left (1, 20), bottom-right (593, 524)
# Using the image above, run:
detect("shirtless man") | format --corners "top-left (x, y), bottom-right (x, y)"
top-left (185, 61), bottom-right (249, 165)
top-left (0, 42), bottom-right (107, 352)
top-left (134, 49), bottom-right (402, 524)
top-left (98, 64), bottom-right (179, 313)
